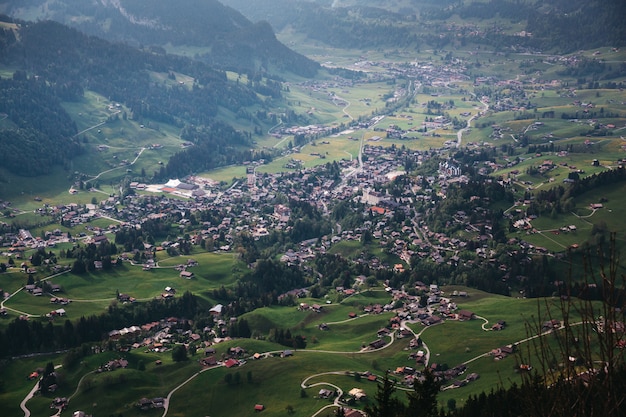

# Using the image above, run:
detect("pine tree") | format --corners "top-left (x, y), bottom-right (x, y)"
top-left (405, 369), bottom-right (440, 417)
top-left (364, 371), bottom-right (403, 417)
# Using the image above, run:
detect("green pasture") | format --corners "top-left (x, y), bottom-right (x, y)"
top-left (0, 353), bottom-right (67, 417)
top-left (0, 166), bottom-right (75, 206)
top-left (339, 290), bottom-right (393, 307)
top-left (0, 269), bottom-right (29, 294)
top-left (2, 285), bottom-right (609, 417)
top-left (240, 292), bottom-right (393, 343)
top-left (199, 165), bottom-right (247, 184)
top-left (149, 70), bottom-right (194, 91)
top-left (506, 181), bottom-right (626, 251)
top-left (242, 305), bottom-right (312, 333)
top-left (20, 349), bottom-right (200, 417)
top-left (167, 354), bottom-right (350, 417)
top-left (301, 314), bottom-right (393, 352)
top-left (328, 240), bottom-right (404, 268)
top-left (1, 252), bottom-right (239, 320)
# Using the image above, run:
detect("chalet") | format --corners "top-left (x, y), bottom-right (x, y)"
top-left (542, 319), bottom-right (561, 331)
top-left (369, 339), bottom-right (386, 349)
top-left (500, 344), bottom-right (515, 355)
top-left (319, 388), bottom-right (334, 399)
top-left (377, 328), bottom-right (391, 337)
top-left (423, 315), bottom-right (443, 326)
top-left (458, 310), bottom-right (475, 321)
top-left (224, 358), bottom-right (239, 368)
top-left (343, 409), bottom-right (366, 417)
top-left (137, 397), bottom-right (165, 410)
top-left (92, 234), bottom-right (109, 245)
top-left (348, 387), bottom-right (367, 401)
top-left (201, 356), bottom-right (218, 367)
top-left (179, 270), bottom-right (194, 279)
top-left (492, 320), bottom-right (506, 331)
top-left (209, 304), bottom-right (224, 315)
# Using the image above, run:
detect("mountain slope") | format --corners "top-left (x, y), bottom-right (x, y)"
top-left (0, 0), bottom-right (319, 77)
top-left (0, 17), bottom-right (274, 178)
top-left (220, 0), bottom-right (626, 53)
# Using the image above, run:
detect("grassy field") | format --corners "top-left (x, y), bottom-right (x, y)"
top-left (0, 252), bottom-right (241, 324)
top-left (506, 181), bottom-right (626, 251)
top-left (1, 283), bottom-right (611, 417)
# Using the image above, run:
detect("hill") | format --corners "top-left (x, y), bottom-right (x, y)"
top-left (221, 0), bottom-right (626, 53)
top-left (0, 0), bottom-right (319, 77)
top-left (0, 17), bottom-right (282, 180)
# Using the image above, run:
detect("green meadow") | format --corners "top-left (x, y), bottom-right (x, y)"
top-left (0, 252), bottom-right (240, 324)
top-left (507, 181), bottom-right (626, 251)
top-left (1, 283), bottom-right (610, 417)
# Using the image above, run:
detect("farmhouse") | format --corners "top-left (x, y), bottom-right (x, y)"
top-left (348, 387), bottom-right (367, 401)
top-left (369, 339), bottom-right (386, 349)
top-left (318, 388), bottom-right (334, 399)
top-left (224, 358), bottom-right (239, 368)
top-left (179, 270), bottom-right (194, 279)
top-left (458, 310), bottom-right (475, 321)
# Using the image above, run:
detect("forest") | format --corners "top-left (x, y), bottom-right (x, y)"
top-left (0, 18), bottom-right (278, 177)
top-left (0, 74), bottom-right (83, 175)
top-left (0, 0), bottom-right (320, 77)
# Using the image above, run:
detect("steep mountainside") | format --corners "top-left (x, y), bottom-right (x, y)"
top-left (0, 0), bottom-right (319, 76)
top-left (221, 0), bottom-right (626, 53)
top-left (0, 17), bottom-right (274, 177)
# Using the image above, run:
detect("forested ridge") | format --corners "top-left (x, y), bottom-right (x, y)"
top-left (426, 0), bottom-right (626, 52)
top-left (0, 74), bottom-right (83, 176)
top-left (224, 0), bottom-right (625, 53)
top-left (0, 17), bottom-right (278, 177)
top-left (0, 0), bottom-right (320, 77)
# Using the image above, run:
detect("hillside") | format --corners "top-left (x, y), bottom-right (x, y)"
top-left (0, 0), bottom-right (319, 77)
top-left (0, 17), bottom-right (277, 179)
top-left (221, 0), bottom-right (626, 53)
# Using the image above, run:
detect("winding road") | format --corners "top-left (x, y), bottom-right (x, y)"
top-left (457, 98), bottom-right (489, 148)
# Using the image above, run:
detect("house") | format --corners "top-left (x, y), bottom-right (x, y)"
top-left (254, 404), bottom-right (265, 412)
top-left (369, 339), bottom-right (386, 349)
top-left (201, 356), bottom-right (217, 367)
top-left (319, 388), bottom-right (334, 399)
top-left (458, 310), bottom-right (475, 321)
top-left (342, 409), bottom-right (366, 417)
top-left (377, 328), bottom-right (391, 337)
top-left (224, 358), bottom-right (239, 368)
top-left (179, 270), bottom-right (194, 279)
top-left (348, 387), bottom-right (367, 400)
top-left (209, 304), bottom-right (224, 315)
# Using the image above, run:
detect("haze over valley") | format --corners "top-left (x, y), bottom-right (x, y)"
top-left (0, 1), bottom-right (625, 416)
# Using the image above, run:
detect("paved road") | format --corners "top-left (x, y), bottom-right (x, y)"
top-left (456, 99), bottom-right (488, 148)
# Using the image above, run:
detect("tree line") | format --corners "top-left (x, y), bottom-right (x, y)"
top-left (0, 291), bottom-right (200, 358)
